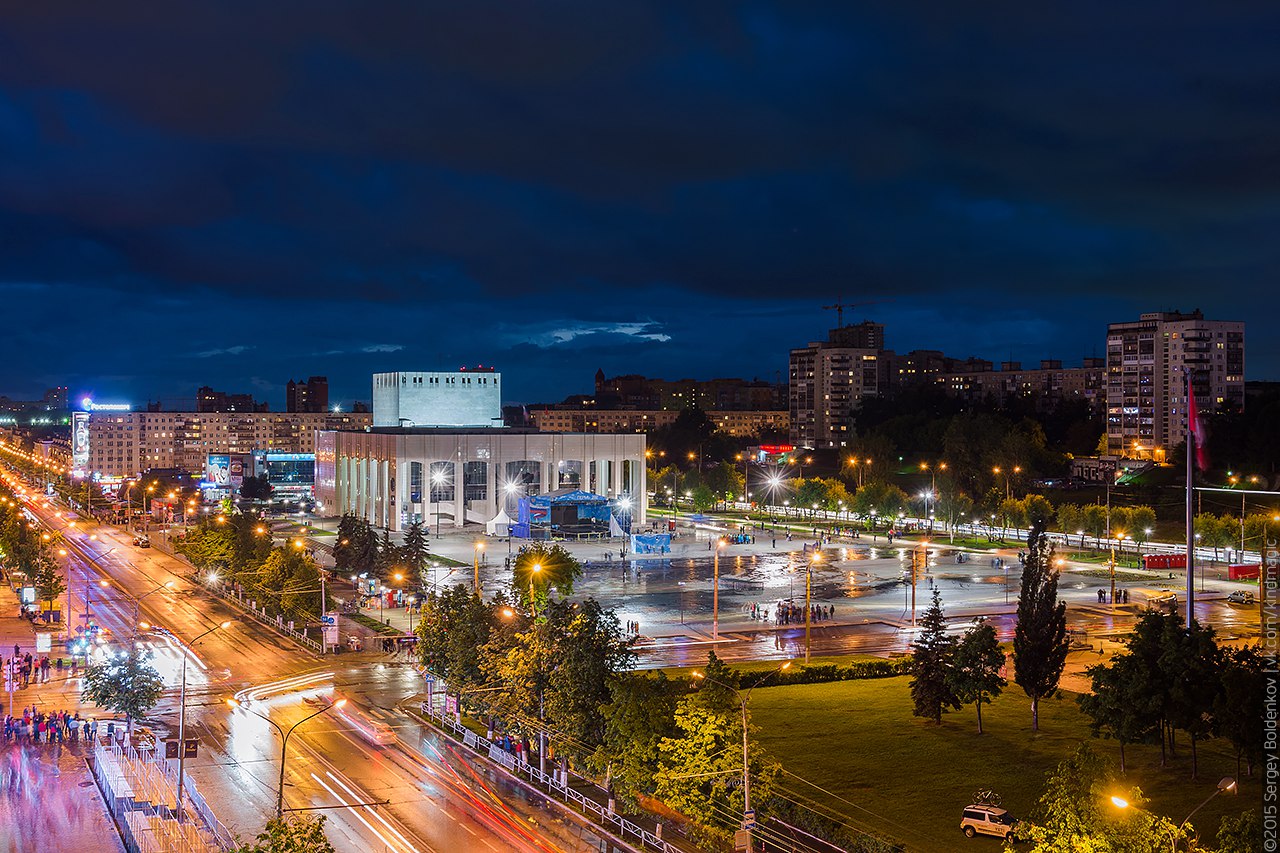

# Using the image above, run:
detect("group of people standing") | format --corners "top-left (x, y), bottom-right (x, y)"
top-left (4, 707), bottom-right (97, 745)
top-left (5, 646), bottom-right (76, 689)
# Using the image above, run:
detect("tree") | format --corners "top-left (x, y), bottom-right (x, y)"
top-left (1214, 810), bottom-right (1262, 853)
top-left (793, 478), bottom-right (830, 515)
top-left (1078, 653), bottom-right (1160, 772)
top-left (233, 815), bottom-right (335, 853)
top-left (1215, 646), bottom-right (1265, 778)
top-left (400, 520), bottom-right (430, 586)
top-left (511, 542), bottom-right (582, 612)
top-left (239, 474), bottom-right (273, 503)
top-left (1129, 506), bottom-right (1157, 541)
top-left (1195, 513), bottom-right (1234, 562)
top-left (999, 497), bottom-right (1028, 536)
top-left (1056, 504), bottom-right (1083, 540)
top-left (374, 528), bottom-right (400, 579)
top-left (594, 673), bottom-right (681, 808)
top-left (1164, 618), bottom-right (1222, 780)
top-left (1013, 521), bottom-right (1069, 731)
top-left (949, 618), bottom-right (1006, 734)
top-left (543, 598), bottom-right (635, 765)
top-left (1022, 494), bottom-right (1055, 528)
top-left (32, 549), bottom-right (66, 609)
top-left (417, 584), bottom-right (494, 692)
top-left (654, 653), bottom-right (780, 844)
top-left (689, 483), bottom-right (716, 512)
top-left (1021, 744), bottom-right (1181, 853)
top-left (81, 646), bottom-right (165, 737)
top-left (908, 589), bottom-right (960, 724)
top-left (1082, 504), bottom-right (1108, 541)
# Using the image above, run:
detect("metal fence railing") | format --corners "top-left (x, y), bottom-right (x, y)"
top-left (91, 741), bottom-right (237, 853)
top-left (419, 697), bottom-right (681, 853)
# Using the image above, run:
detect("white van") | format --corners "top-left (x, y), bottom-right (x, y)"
top-left (960, 804), bottom-right (1019, 840)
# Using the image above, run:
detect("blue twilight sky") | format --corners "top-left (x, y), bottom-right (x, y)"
top-left (1, 2), bottom-right (1277, 408)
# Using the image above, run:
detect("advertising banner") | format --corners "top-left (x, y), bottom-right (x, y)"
top-left (229, 456), bottom-right (246, 487)
top-left (206, 454), bottom-right (231, 487)
top-left (72, 411), bottom-right (90, 474)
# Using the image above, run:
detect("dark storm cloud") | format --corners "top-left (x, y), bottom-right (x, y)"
top-left (0, 1), bottom-right (1277, 403)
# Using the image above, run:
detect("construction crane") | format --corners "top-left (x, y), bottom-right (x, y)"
top-left (822, 298), bottom-right (892, 328)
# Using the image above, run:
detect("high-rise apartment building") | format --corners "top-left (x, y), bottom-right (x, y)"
top-left (789, 324), bottom-right (888, 448)
top-left (286, 376), bottom-right (330, 413)
top-left (1105, 310), bottom-right (1244, 458)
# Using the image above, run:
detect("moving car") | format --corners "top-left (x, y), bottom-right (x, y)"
top-left (1227, 590), bottom-right (1255, 605)
top-left (132, 536), bottom-right (151, 548)
top-left (961, 804), bottom-right (1020, 841)
top-left (1146, 591), bottom-right (1177, 612)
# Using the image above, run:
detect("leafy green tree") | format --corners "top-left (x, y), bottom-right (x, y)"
top-left (1082, 504), bottom-right (1109, 541)
top-left (1164, 618), bottom-right (1222, 780)
top-left (1021, 745), bottom-right (1181, 853)
top-left (822, 478), bottom-right (854, 513)
top-left (793, 478), bottom-right (830, 515)
top-left (1056, 504), bottom-right (1084, 540)
top-left (1214, 810), bottom-right (1262, 853)
top-left (511, 542), bottom-right (582, 613)
top-left (333, 514), bottom-right (377, 577)
top-left (33, 549), bottom-right (66, 609)
top-left (1129, 507), bottom-right (1157, 543)
top-left (851, 481), bottom-right (908, 518)
top-left (1078, 653), bottom-right (1160, 772)
top-left (233, 815), bottom-right (335, 853)
top-left (936, 489), bottom-right (974, 541)
top-left (544, 598), bottom-right (634, 765)
top-left (999, 497), bottom-right (1028, 536)
top-left (949, 618), bottom-right (1006, 734)
top-left (1195, 513), bottom-right (1235, 561)
top-left (689, 483), bottom-right (716, 512)
top-left (1023, 494), bottom-right (1054, 528)
top-left (1215, 646), bottom-right (1265, 778)
top-left (909, 589), bottom-right (960, 724)
top-left (81, 646), bottom-right (165, 737)
top-left (594, 673), bottom-right (681, 809)
top-left (654, 653), bottom-right (780, 844)
top-left (1013, 521), bottom-right (1069, 731)
top-left (1125, 612), bottom-right (1182, 766)
top-left (418, 584), bottom-right (494, 692)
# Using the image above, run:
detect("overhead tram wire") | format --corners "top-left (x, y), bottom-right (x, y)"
top-left (778, 769), bottom-right (944, 847)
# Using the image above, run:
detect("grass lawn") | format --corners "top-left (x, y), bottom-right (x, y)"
top-left (658, 654), bottom-right (890, 682)
top-left (752, 677), bottom-right (1251, 852)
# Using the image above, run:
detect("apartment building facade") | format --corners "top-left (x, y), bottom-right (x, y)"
top-left (1105, 310), bottom-right (1244, 457)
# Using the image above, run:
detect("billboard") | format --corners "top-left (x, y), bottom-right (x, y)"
top-left (228, 456), bottom-right (246, 487)
top-left (206, 454), bottom-right (231, 487)
top-left (71, 411), bottom-right (90, 475)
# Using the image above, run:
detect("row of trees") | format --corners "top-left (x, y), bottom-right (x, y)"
top-left (1080, 612), bottom-right (1264, 779)
top-left (909, 522), bottom-right (1069, 732)
top-left (332, 514), bottom-right (432, 586)
top-left (0, 487), bottom-right (66, 611)
top-left (177, 514), bottom-right (325, 627)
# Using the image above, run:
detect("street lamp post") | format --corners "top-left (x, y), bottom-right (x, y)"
top-left (529, 562), bottom-right (542, 617)
top-left (713, 538), bottom-right (726, 640)
top-left (473, 541), bottom-right (485, 595)
top-left (132, 581), bottom-right (176, 629)
top-left (431, 471), bottom-right (445, 538)
top-left (805, 551), bottom-right (821, 663)
top-left (146, 620), bottom-right (231, 822)
top-left (692, 660), bottom-right (792, 852)
top-left (1110, 777), bottom-right (1235, 852)
top-left (227, 697), bottom-right (347, 818)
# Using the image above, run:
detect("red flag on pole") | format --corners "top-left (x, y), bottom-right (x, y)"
top-left (1187, 374), bottom-right (1209, 471)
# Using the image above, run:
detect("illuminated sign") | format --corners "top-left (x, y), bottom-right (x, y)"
top-left (71, 412), bottom-right (90, 474)
top-left (207, 454), bottom-right (231, 487)
top-left (80, 398), bottom-right (132, 412)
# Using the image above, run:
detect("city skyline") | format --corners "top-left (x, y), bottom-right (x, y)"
top-left (1, 4), bottom-right (1276, 404)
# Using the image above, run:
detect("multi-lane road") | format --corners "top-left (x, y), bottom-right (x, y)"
top-left (15, 485), bottom-right (625, 853)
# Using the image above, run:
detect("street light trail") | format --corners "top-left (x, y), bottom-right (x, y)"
top-left (310, 771), bottom-right (421, 853)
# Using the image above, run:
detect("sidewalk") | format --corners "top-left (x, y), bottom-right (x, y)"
top-left (0, 739), bottom-right (127, 853)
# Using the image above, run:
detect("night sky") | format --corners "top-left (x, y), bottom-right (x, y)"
top-left (2, 3), bottom-right (1277, 408)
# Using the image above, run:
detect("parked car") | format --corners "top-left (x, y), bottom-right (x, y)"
top-left (1227, 590), bottom-right (1256, 605)
top-left (132, 536), bottom-right (151, 548)
top-left (961, 804), bottom-right (1020, 841)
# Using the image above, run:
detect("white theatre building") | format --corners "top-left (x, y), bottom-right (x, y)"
top-left (315, 370), bottom-right (647, 532)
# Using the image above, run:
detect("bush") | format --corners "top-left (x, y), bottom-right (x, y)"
top-left (738, 658), bottom-right (911, 689)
